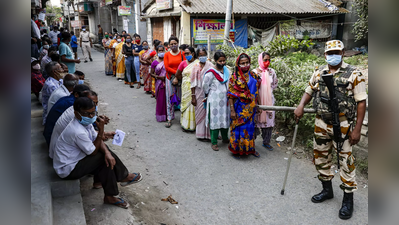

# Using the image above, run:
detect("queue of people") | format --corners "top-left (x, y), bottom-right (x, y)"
top-left (100, 34), bottom-right (279, 159)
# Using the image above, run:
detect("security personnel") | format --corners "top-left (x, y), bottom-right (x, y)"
top-left (294, 40), bottom-right (367, 220)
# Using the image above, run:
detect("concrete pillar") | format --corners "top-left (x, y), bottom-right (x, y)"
top-left (164, 17), bottom-right (172, 42)
top-left (147, 18), bottom-right (153, 46)
top-left (181, 11), bottom-right (191, 45)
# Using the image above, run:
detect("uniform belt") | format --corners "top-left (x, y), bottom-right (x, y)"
top-left (82, 41), bottom-right (90, 42)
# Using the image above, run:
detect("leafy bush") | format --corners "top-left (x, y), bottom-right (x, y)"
top-left (353, 0), bottom-right (368, 41)
top-left (343, 54), bottom-right (368, 67)
top-left (267, 35), bottom-right (314, 56)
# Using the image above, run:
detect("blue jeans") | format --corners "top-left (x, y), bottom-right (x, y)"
top-left (134, 56), bottom-right (141, 83)
top-left (125, 56), bottom-right (135, 83)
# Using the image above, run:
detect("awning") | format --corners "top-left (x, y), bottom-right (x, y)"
top-left (141, 12), bottom-right (181, 19)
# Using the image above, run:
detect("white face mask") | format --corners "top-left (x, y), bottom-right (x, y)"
top-left (82, 29), bottom-right (86, 31)
top-left (117, 39), bottom-right (121, 42)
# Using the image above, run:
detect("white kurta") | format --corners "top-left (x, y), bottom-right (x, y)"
top-left (202, 69), bottom-right (230, 130)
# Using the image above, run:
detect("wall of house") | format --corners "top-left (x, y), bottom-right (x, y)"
top-left (181, 10), bottom-right (191, 45)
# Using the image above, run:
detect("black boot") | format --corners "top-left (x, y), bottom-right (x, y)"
top-left (339, 192), bottom-right (354, 220)
top-left (311, 180), bottom-right (334, 203)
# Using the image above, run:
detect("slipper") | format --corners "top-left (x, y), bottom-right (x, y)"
top-left (120, 173), bottom-right (143, 187)
top-left (253, 151), bottom-right (260, 158)
top-left (233, 155), bottom-right (241, 160)
top-left (217, 136), bottom-right (222, 140)
top-left (165, 121), bottom-right (172, 128)
top-left (211, 145), bottom-right (219, 151)
top-left (151, 95), bottom-right (155, 98)
top-left (262, 144), bottom-right (274, 151)
top-left (105, 197), bottom-right (129, 209)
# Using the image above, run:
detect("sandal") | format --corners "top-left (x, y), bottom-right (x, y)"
top-left (253, 151), bottom-right (260, 158)
top-left (120, 173), bottom-right (143, 187)
top-left (211, 144), bottom-right (219, 151)
top-left (262, 144), bottom-right (274, 151)
top-left (165, 121), bottom-right (172, 128)
top-left (104, 197), bottom-right (129, 209)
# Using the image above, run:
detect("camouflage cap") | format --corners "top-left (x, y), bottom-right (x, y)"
top-left (325, 40), bottom-right (344, 52)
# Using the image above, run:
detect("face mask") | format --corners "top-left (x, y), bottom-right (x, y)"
top-left (263, 61), bottom-right (270, 69)
top-left (216, 63), bottom-right (224, 69)
top-left (158, 53), bottom-right (165, 58)
top-left (126, 39), bottom-right (131, 43)
top-left (117, 39), bottom-right (121, 42)
top-left (55, 70), bottom-right (67, 79)
top-left (82, 29), bottom-right (86, 31)
top-left (78, 79), bottom-right (84, 84)
top-left (78, 113), bottom-right (97, 126)
top-left (113, 36), bottom-right (117, 40)
top-left (326, 54), bottom-right (342, 66)
top-left (199, 56), bottom-right (207, 63)
top-left (143, 45), bottom-right (149, 50)
top-left (171, 45), bottom-right (178, 51)
top-left (95, 106), bottom-right (98, 112)
top-left (239, 65), bottom-right (250, 73)
top-left (136, 40), bottom-right (141, 44)
top-left (32, 64), bottom-right (40, 70)
top-left (105, 35), bottom-right (109, 38)
top-left (44, 45), bottom-right (49, 49)
top-left (185, 55), bottom-right (193, 61)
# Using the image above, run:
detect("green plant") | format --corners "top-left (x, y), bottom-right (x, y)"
top-left (267, 35), bottom-right (314, 56)
top-left (343, 54), bottom-right (368, 67)
top-left (352, 0), bottom-right (368, 41)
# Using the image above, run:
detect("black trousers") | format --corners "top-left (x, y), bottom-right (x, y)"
top-left (255, 127), bottom-right (273, 145)
top-left (65, 146), bottom-right (129, 196)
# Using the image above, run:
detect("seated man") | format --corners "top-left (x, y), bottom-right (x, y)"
top-left (74, 70), bottom-right (85, 84)
top-left (43, 84), bottom-right (90, 145)
top-left (53, 97), bottom-right (142, 209)
top-left (31, 57), bottom-right (45, 99)
top-left (47, 73), bottom-right (78, 114)
top-left (42, 61), bottom-right (64, 125)
top-left (49, 90), bottom-right (112, 159)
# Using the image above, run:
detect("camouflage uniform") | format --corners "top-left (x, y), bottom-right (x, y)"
top-left (305, 62), bottom-right (367, 193)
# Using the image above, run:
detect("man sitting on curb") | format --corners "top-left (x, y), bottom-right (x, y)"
top-left (53, 97), bottom-right (142, 209)
top-left (43, 84), bottom-right (91, 145)
top-left (47, 73), bottom-right (78, 115)
top-left (49, 91), bottom-right (114, 189)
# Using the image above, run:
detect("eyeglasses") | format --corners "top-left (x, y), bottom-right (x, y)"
top-left (79, 111), bottom-right (98, 117)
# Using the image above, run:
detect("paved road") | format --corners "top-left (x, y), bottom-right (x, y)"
top-left (76, 47), bottom-right (368, 225)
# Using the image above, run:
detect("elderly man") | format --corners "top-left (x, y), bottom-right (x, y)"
top-left (43, 84), bottom-right (91, 145)
top-left (42, 61), bottom-right (65, 125)
top-left (53, 97), bottom-right (142, 209)
top-left (294, 40), bottom-right (367, 220)
top-left (47, 74), bottom-right (78, 114)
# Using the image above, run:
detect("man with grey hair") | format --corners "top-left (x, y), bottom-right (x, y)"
top-left (42, 61), bottom-right (65, 125)
top-left (47, 73), bottom-right (79, 115)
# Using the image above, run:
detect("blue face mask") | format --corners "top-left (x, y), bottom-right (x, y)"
top-left (95, 106), bottom-right (98, 112)
top-left (78, 112), bottom-right (97, 126)
top-left (158, 53), bottom-right (165, 58)
top-left (186, 55), bottom-right (193, 61)
top-left (199, 56), bottom-right (207, 63)
top-left (78, 80), bottom-right (84, 84)
top-left (326, 54), bottom-right (342, 66)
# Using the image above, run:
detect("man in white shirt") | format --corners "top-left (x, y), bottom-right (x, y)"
top-left (49, 91), bottom-right (113, 160)
top-left (79, 26), bottom-right (93, 63)
top-left (53, 97), bottom-right (142, 209)
top-left (49, 27), bottom-right (60, 48)
top-left (47, 74), bottom-right (78, 115)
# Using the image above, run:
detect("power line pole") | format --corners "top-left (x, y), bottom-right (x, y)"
top-left (223, 0), bottom-right (232, 45)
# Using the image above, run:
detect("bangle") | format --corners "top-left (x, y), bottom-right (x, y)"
top-left (191, 94), bottom-right (195, 96)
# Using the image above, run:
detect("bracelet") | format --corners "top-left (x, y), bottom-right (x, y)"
top-left (191, 94), bottom-right (195, 96)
